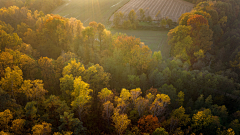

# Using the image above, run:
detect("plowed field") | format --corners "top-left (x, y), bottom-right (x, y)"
top-left (109, 0), bottom-right (194, 22)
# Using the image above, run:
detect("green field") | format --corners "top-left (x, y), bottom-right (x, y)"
top-left (110, 29), bottom-right (170, 58)
top-left (52, 0), bottom-right (130, 26)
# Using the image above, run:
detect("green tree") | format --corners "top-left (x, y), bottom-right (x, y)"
top-left (139, 8), bottom-right (145, 21)
top-left (160, 19), bottom-right (167, 27)
top-left (128, 9), bottom-right (138, 29)
top-left (97, 23), bottom-right (105, 51)
top-left (113, 11), bottom-right (124, 27)
top-left (176, 91), bottom-right (184, 107)
top-left (59, 112), bottom-right (86, 135)
top-left (152, 127), bottom-right (169, 135)
top-left (59, 74), bottom-right (74, 104)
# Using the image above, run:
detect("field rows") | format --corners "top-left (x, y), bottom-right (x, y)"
top-left (109, 0), bottom-right (194, 22)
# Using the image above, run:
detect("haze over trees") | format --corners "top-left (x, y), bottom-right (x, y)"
top-left (1, 0), bottom-right (240, 134)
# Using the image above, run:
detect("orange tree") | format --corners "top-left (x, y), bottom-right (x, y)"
top-left (137, 115), bottom-right (160, 134)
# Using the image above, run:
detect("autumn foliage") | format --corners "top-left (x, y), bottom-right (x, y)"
top-left (138, 115), bottom-right (160, 134)
top-left (187, 14), bottom-right (208, 29)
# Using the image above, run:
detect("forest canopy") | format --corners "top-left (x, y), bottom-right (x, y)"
top-left (1, 0), bottom-right (240, 134)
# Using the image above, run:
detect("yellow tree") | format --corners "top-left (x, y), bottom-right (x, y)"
top-left (62, 59), bottom-right (85, 77)
top-left (11, 119), bottom-right (25, 135)
top-left (21, 79), bottom-right (48, 101)
top-left (130, 88), bottom-right (142, 105)
top-left (115, 88), bottom-right (131, 114)
top-left (71, 76), bottom-right (92, 120)
top-left (98, 88), bottom-right (113, 103)
top-left (32, 122), bottom-right (52, 135)
top-left (0, 109), bottom-right (13, 132)
top-left (191, 109), bottom-right (213, 133)
top-left (112, 109), bottom-right (131, 135)
top-left (0, 66), bottom-right (23, 99)
top-left (0, 51), bottom-right (13, 77)
top-left (150, 94), bottom-right (171, 117)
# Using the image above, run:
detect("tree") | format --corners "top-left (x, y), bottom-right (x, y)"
top-left (217, 128), bottom-right (235, 135)
top-left (187, 14), bottom-right (208, 29)
top-left (59, 74), bottom-right (74, 104)
top-left (83, 64), bottom-right (110, 95)
top-left (98, 88), bottom-right (113, 103)
top-left (21, 79), bottom-right (48, 102)
top-left (160, 19), bottom-right (167, 27)
top-left (97, 23), bottom-right (105, 51)
top-left (24, 101), bottom-right (37, 121)
top-left (128, 9), bottom-right (138, 29)
top-left (0, 109), bottom-right (13, 132)
top-left (122, 20), bottom-right (132, 29)
top-left (112, 109), bottom-right (131, 135)
top-left (150, 94), bottom-right (171, 117)
top-left (130, 88), bottom-right (142, 105)
top-left (135, 97), bottom-right (149, 117)
top-left (146, 16), bottom-right (152, 23)
top-left (167, 19), bottom-right (173, 28)
top-left (0, 66), bottom-right (23, 100)
top-left (11, 119), bottom-right (26, 135)
top-left (168, 25), bottom-right (193, 61)
top-left (19, 54), bottom-right (39, 80)
top-left (38, 57), bottom-right (56, 94)
top-left (71, 76), bottom-right (92, 120)
top-left (59, 112), bottom-right (86, 134)
top-left (43, 95), bottom-right (70, 128)
top-left (176, 91), bottom-right (184, 107)
top-left (158, 84), bottom-right (176, 104)
top-left (113, 11), bottom-right (124, 27)
top-left (32, 122), bottom-right (52, 135)
top-left (115, 88), bottom-right (131, 114)
top-left (139, 8), bottom-right (145, 21)
top-left (0, 51), bottom-right (14, 77)
top-left (62, 59), bottom-right (85, 77)
top-left (102, 101), bottom-right (114, 125)
top-left (137, 115), bottom-right (160, 134)
top-left (192, 109), bottom-right (213, 133)
top-left (163, 106), bottom-right (190, 133)
top-left (152, 127), bottom-right (169, 135)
